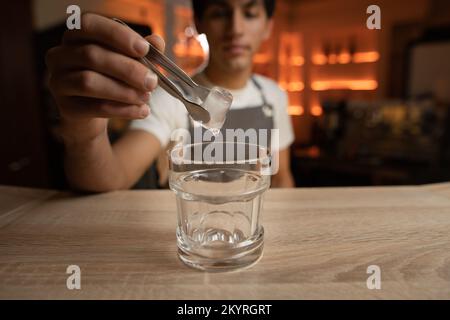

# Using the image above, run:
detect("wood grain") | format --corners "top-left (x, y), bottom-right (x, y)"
top-left (0, 183), bottom-right (449, 299)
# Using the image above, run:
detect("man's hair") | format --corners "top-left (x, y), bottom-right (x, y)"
top-left (191, 0), bottom-right (276, 21)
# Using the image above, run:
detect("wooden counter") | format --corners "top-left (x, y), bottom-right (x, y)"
top-left (0, 183), bottom-right (449, 299)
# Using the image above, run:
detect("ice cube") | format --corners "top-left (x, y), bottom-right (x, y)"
top-left (200, 87), bottom-right (233, 133)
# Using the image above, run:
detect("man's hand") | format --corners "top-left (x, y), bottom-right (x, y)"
top-left (44, 13), bottom-right (165, 192)
top-left (46, 12), bottom-right (165, 144)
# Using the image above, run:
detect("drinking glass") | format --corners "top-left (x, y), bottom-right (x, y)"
top-left (168, 142), bottom-right (271, 271)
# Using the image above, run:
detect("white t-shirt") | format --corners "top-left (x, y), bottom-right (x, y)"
top-left (129, 73), bottom-right (294, 150)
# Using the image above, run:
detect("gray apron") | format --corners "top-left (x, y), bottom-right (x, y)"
top-left (133, 76), bottom-right (274, 189)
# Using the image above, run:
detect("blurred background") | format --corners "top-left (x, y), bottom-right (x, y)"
top-left (1, 0), bottom-right (450, 189)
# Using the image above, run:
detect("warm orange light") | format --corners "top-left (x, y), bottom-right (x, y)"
top-left (279, 56), bottom-right (304, 66)
top-left (254, 53), bottom-right (270, 64)
top-left (308, 146), bottom-right (320, 158)
top-left (312, 54), bottom-right (327, 65)
top-left (288, 81), bottom-right (304, 92)
top-left (312, 51), bottom-right (380, 65)
top-left (291, 56), bottom-right (304, 66)
top-left (173, 43), bottom-right (187, 57)
top-left (279, 81), bottom-right (304, 92)
top-left (310, 105), bottom-right (323, 117)
top-left (311, 80), bottom-right (378, 91)
top-left (187, 43), bottom-right (204, 57)
top-left (352, 51), bottom-right (380, 63)
top-left (338, 52), bottom-right (351, 64)
top-left (278, 81), bottom-right (288, 90)
top-left (328, 53), bottom-right (338, 64)
top-left (288, 105), bottom-right (304, 116)
top-left (173, 43), bottom-right (204, 58)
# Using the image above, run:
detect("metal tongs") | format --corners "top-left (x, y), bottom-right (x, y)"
top-left (113, 18), bottom-right (211, 123)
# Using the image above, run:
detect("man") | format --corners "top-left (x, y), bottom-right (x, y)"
top-left (46, 0), bottom-right (294, 192)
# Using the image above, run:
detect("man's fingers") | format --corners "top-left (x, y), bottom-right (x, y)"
top-left (59, 96), bottom-right (150, 120)
top-left (47, 44), bottom-right (158, 92)
top-left (63, 13), bottom-right (149, 57)
top-left (46, 12), bottom-right (165, 122)
top-left (50, 70), bottom-right (151, 106)
top-left (145, 34), bottom-right (165, 53)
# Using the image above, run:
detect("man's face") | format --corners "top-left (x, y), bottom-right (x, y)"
top-left (196, 0), bottom-right (273, 73)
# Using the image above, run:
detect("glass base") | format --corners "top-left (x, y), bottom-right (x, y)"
top-left (176, 227), bottom-right (264, 272)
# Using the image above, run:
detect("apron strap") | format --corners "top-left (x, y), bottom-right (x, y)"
top-left (250, 76), bottom-right (271, 108)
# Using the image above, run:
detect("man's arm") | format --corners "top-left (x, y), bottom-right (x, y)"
top-left (271, 148), bottom-right (295, 188)
top-left (62, 125), bottom-right (161, 192)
